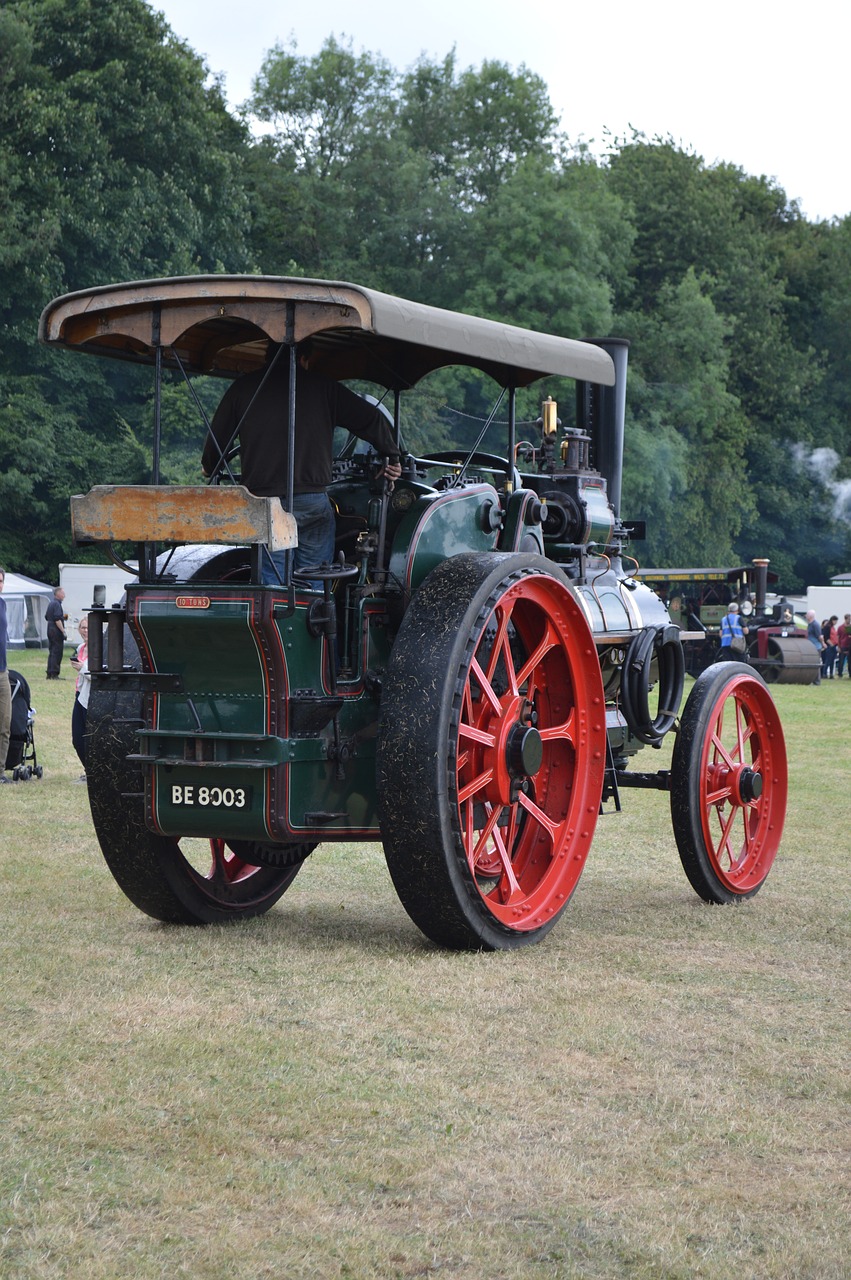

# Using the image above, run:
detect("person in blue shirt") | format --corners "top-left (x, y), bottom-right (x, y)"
top-left (0, 567), bottom-right (11, 781)
top-left (718, 601), bottom-right (749, 661)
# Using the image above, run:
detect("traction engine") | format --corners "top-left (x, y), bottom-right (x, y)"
top-left (39, 276), bottom-right (789, 951)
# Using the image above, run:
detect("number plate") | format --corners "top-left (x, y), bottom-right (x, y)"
top-left (169, 783), bottom-right (252, 809)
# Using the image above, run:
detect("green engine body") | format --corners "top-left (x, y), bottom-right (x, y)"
top-left (112, 456), bottom-right (667, 848)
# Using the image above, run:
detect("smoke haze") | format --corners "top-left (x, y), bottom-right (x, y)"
top-left (792, 444), bottom-right (851, 524)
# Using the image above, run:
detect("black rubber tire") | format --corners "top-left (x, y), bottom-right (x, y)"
top-left (377, 552), bottom-right (606, 951)
top-left (670, 661), bottom-right (787, 904)
top-left (86, 687), bottom-right (311, 924)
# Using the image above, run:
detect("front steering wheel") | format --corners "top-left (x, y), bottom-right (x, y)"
top-left (415, 450), bottom-right (521, 489)
top-left (292, 560), bottom-right (359, 587)
top-left (207, 444), bottom-right (241, 485)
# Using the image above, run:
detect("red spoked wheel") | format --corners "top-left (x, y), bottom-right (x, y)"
top-left (671, 662), bottom-right (787, 902)
top-left (87, 689), bottom-right (310, 924)
top-left (155, 835), bottom-right (307, 920)
top-left (378, 553), bottom-right (606, 950)
top-left (456, 577), bottom-right (602, 924)
top-left (185, 838), bottom-right (262, 886)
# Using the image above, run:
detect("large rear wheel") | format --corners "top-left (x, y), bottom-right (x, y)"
top-left (378, 553), bottom-right (606, 950)
top-left (670, 662), bottom-right (787, 902)
top-left (87, 689), bottom-right (311, 924)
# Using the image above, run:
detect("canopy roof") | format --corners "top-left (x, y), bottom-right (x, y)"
top-left (1, 570), bottom-right (54, 596)
top-left (636, 566), bottom-right (779, 585)
top-left (39, 275), bottom-right (616, 391)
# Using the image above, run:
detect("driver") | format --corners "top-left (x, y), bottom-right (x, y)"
top-left (202, 339), bottom-right (401, 586)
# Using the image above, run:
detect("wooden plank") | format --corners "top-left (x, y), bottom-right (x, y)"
top-left (71, 486), bottom-right (298, 550)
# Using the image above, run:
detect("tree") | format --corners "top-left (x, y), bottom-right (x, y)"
top-left (246, 43), bottom-right (560, 306)
top-left (605, 136), bottom-right (830, 584)
top-left (621, 270), bottom-right (752, 565)
top-left (246, 37), bottom-right (399, 278)
top-left (462, 154), bottom-right (630, 338)
top-left (0, 0), bottom-right (253, 578)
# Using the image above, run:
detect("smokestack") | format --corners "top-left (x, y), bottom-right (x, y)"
top-left (576, 339), bottom-right (629, 516)
top-left (752, 558), bottom-right (769, 613)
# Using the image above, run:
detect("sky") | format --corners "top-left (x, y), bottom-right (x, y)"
top-left (152, 0), bottom-right (850, 224)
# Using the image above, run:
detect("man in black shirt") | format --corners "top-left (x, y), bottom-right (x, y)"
top-left (45, 586), bottom-right (66, 679)
top-left (202, 343), bottom-right (401, 587)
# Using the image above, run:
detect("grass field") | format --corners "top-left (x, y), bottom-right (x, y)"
top-left (1, 648), bottom-right (848, 1279)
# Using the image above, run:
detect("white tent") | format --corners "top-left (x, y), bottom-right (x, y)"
top-left (2, 571), bottom-right (55, 649)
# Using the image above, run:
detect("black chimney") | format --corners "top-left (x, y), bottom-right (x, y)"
top-left (576, 338), bottom-right (629, 517)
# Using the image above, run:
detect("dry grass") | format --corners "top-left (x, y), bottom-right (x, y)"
top-left (1, 652), bottom-right (848, 1278)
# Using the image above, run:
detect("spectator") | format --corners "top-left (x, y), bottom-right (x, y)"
top-left (821, 615), bottom-right (839, 679)
top-left (718, 601), bottom-right (748, 660)
top-left (70, 616), bottom-right (89, 782)
top-left (0, 567), bottom-right (11, 782)
top-left (806, 610), bottom-right (825, 684)
top-left (837, 613), bottom-right (851, 679)
top-left (45, 586), bottom-right (67, 679)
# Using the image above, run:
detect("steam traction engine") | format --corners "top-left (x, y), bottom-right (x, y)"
top-left (40, 277), bottom-right (788, 950)
top-left (635, 562), bottom-right (820, 684)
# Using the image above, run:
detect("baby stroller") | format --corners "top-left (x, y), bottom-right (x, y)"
top-left (5, 670), bottom-right (43, 781)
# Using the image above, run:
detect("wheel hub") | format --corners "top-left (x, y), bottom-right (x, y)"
top-left (737, 766), bottom-right (763, 803)
top-left (507, 723), bottom-right (543, 779)
top-left (708, 760), bottom-right (763, 807)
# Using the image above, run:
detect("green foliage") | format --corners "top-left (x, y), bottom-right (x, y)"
top-left (1, 18), bottom-right (849, 589)
top-left (247, 38), bottom-right (406, 280)
top-left (606, 135), bottom-right (845, 583)
top-left (622, 270), bottom-right (751, 564)
top-left (462, 156), bottom-right (630, 338)
top-left (245, 42), bottom-right (560, 305)
top-left (0, 0), bottom-right (253, 578)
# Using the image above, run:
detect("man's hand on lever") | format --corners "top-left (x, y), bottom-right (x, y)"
top-left (379, 457), bottom-right (402, 488)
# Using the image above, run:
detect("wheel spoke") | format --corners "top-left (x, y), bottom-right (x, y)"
top-left (469, 654), bottom-right (503, 717)
top-left (516, 619), bottom-right (560, 689)
top-left (539, 705), bottom-right (576, 745)
top-left (208, 837), bottom-right (256, 885)
top-left (490, 826), bottom-right (524, 903)
top-left (517, 788), bottom-right (560, 845)
top-left (459, 720), bottom-right (497, 748)
top-left (709, 725), bottom-right (738, 771)
top-left (458, 766), bottom-right (495, 805)
top-left (714, 803), bottom-right (741, 866)
top-left (705, 780), bottom-right (734, 806)
top-left (468, 801), bottom-right (503, 864)
top-left (735, 701), bottom-right (749, 762)
top-left (485, 603), bottom-right (517, 693)
top-left (208, 837), bottom-right (230, 884)
top-left (457, 680), bottom-right (494, 775)
top-left (466, 803), bottom-right (525, 903)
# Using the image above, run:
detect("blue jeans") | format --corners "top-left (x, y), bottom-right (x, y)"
top-left (262, 493), bottom-right (336, 591)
